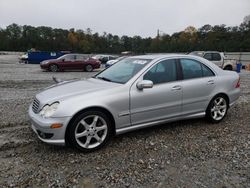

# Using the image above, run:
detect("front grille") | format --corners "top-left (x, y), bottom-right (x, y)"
top-left (32, 98), bottom-right (40, 113)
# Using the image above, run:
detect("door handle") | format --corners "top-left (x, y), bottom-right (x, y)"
top-left (171, 85), bottom-right (182, 91)
top-left (207, 80), bottom-right (214, 85)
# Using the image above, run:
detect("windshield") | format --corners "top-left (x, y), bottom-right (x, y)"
top-left (95, 58), bottom-right (151, 84)
top-left (57, 54), bottom-right (68, 60)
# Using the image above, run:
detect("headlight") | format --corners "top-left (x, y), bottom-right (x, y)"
top-left (41, 61), bottom-right (48, 65)
top-left (39, 102), bottom-right (59, 118)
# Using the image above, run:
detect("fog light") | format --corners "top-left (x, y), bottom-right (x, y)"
top-left (50, 123), bottom-right (63, 129)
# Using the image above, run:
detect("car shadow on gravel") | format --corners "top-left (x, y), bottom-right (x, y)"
top-left (113, 118), bottom-right (211, 140)
top-left (46, 118), bottom-right (215, 152)
top-left (30, 117), bottom-right (222, 154)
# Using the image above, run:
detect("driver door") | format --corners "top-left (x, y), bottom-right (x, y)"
top-left (61, 54), bottom-right (76, 70)
top-left (130, 59), bottom-right (182, 125)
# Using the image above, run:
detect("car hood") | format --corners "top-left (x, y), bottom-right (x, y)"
top-left (36, 78), bottom-right (121, 104)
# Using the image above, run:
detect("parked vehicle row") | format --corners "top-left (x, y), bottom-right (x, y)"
top-left (40, 54), bottom-right (101, 72)
top-left (190, 51), bottom-right (238, 71)
top-left (29, 54), bottom-right (240, 152)
top-left (92, 54), bottom-right (118, 64)
top-left (19, 51), bottom-right (69, 64)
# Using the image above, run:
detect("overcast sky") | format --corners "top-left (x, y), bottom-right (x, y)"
top-left (0, 0), bottom-right (249, 37)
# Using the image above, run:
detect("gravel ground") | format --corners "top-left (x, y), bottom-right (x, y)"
top-left (0, 55), bottom-right (249, 188)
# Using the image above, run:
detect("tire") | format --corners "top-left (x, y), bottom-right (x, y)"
top-left (67, 111), bottom-right (112, 152)
top-left (223, 65), bottom-right (232, 71)
top-left (206, 95), bottom-right (228, 123)
top-left (85, 64), bottom-right (93, 72)
top-left (49, 64), bottom-right (59, 72)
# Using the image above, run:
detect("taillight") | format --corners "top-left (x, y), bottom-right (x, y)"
top-left (235, 77), bottom-right (240, 88)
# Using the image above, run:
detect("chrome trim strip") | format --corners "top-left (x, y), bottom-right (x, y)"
top-left (118, 111), bottom-right (130, 117)
top-left (182, 112), bottom-right (205, 119)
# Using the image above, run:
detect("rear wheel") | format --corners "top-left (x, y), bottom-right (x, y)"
top-left (85, 64), bottom-right (93, 72)
top-left (67, 111), bottom-right (112, 152)
top-left (223, 65), bottom-right (232, 71)
top-left (206, 95), bottom-right (228, 123)
top-left (49, 64), bottom-right (59, 72)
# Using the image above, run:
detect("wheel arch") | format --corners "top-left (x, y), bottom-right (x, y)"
top-left (207, 92), bottom-right (230, 110)
top-left (223, 64), bottom-right (233, 70)
top-left (65, 106), bottom-right (116, 145)
top-left (84, 64), bottom-right (93, 71)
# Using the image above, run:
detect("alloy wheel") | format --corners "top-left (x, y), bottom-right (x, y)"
top-left (74, 115), bottom-right (108, 149)
top-left (210, 97), bottom-right (227, 121)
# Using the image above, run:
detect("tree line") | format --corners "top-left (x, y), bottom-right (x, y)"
top-left (0, 20), bottom-right (249, 54)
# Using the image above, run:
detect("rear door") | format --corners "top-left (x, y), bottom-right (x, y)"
top-left (179, 58), bottom-right (216, 115)
top-left (74, 55), bottom-right (86, 70)
top-left (130, 59), bottom-right (182, 125)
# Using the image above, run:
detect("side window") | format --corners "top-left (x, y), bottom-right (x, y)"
top-left (202, 64), bottom-right (215, 77)
top-left (76, 55), bottom-right (88, 60)
top-left (143, 59), bottom-right (177, 84)
top-left (203, 53), bottom-right (212, 61)
top-left (64, 55), bottom-right (75, 61)
top-left (212, 53), bottom-right (221, 61)
top-left (180, 59), bottom-right (202, 79)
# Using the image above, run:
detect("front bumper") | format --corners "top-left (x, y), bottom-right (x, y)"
top-left (28, 105), bottom-right (71, 145)
top-left (40, 64), bottom-right (49, 70)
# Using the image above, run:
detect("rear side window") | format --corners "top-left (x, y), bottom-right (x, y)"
top-left (76, 55), bottom-right (88, 60)
top-left (212, 53), bottom-right (221, 61)
top-left (202, 64), bottom-right (215, 77)
top-left (203, 53), bottom-right (212, 60)
top-left (180, 59), bottom-right (202, 79)
top-left (64, 54), bottom-right (75, 61)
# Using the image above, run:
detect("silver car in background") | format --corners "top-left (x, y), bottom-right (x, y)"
top-left (29, 54), bottom-right (240, 152)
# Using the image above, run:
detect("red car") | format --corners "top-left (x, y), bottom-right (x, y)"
top-left (40, 54), bottom-right (101, 72)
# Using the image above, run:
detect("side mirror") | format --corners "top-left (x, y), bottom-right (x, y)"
top-left (136, 80), bottom-right (153, 90)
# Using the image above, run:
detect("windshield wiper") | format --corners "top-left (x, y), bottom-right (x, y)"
top-left (96, 76), bottom-right (112, 82)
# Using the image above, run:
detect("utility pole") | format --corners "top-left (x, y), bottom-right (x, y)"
top-left (157, 29), bottom-right (160, 52)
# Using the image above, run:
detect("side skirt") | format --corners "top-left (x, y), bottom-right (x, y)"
top-left (116, 112), bottom-right (205, 135)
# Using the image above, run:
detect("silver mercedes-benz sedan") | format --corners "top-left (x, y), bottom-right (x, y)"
top-left (29, 54), bottom-right (240, 152)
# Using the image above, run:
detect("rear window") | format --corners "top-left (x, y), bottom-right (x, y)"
top-left (203, 53), bottom-right (212, 61)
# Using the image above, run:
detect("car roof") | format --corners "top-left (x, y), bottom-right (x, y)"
top-left (130, 54), bottom-right (198, 61)
top-left (190, 51), bottom-right (221, 54)
top-left (65, 53), bottom-right (90, 56)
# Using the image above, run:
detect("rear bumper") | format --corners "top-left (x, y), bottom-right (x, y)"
top-left (28, 105), bottom-right (71, 145)
top-left (228, 88), bottom-right (240, 107)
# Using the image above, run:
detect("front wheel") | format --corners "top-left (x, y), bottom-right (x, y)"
top-left (206, 95), bottom-right (228, 123)
top-left (67, 111), bottom-right (112, 152)
top-left (85, 64), bottom-right (93, 72)
top-left (49, 64), bottom-right (59, 72)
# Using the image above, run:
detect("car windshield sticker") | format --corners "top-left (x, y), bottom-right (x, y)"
top-left (132, 60), bottom-right (148, 65)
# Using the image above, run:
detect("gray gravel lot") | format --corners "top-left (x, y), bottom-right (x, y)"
top-left (0, 55), bottom-right (249, 188)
